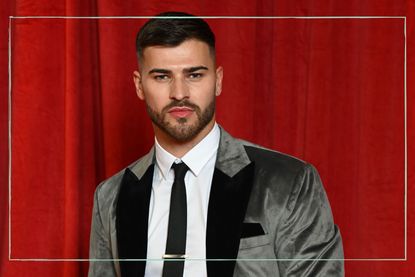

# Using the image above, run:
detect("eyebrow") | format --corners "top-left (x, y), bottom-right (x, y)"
top-left (148, 68), bottom-right (171, 75)
top-left (148, 66), bottom-right (209, 75)
top-left (184, 66), bottom-right (209, 73)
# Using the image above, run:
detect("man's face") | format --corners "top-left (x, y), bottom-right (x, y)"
top-left (133, 39), bottom-right (223, 142)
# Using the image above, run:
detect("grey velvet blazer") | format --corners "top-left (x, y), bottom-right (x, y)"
top-left (88, 127), bottom-right (344, 277)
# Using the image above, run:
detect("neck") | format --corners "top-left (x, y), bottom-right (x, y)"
top-left (154, 120), bottom-right (216, 158)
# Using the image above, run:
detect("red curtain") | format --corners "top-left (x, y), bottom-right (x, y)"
top-left (1, 0), bottom-right (414, 276)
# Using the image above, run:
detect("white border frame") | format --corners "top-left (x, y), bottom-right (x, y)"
top-left (8, 15), bottom-right (407, 262)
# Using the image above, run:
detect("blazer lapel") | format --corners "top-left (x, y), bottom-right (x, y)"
top-left (116, 149), bottom-right (155, 277)
top-left (206, 128), bottom-right (255, 276)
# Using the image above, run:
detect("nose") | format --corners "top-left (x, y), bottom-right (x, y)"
top-left (169, 77), bottom-right (189, 100)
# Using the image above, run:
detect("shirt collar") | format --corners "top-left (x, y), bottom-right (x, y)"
top-left (155, 123), bottom-right (220, 179)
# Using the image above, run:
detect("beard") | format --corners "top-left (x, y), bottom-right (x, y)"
top-left (146, 97), bottom-right (215, 142)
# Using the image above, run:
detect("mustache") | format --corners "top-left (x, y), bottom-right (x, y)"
top-left (162, 100), bottom-right (200, 113)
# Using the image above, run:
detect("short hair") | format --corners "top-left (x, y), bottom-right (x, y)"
top-left (136, 11), bottom-right (216, 60)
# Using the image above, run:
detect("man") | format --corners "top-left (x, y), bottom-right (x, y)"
top-left (89, 12), bottom-right (344, 277)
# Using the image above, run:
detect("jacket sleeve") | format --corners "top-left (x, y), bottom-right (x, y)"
top-left (275, 164), bottom-right (344, 277)
top-left (88, 184), bottom-right (118, 277)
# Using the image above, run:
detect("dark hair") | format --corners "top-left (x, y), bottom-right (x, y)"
top-left (136, 11), bottom-right (215, 60)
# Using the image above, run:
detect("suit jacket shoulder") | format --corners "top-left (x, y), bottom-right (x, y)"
top-left (228, 136), bottom-right (344, 276)
top-left (240, 139), bottom-right (307, 173)
top-left (94, 147), bottom-right (155, 215)
top-left (89, 148), bottom-right (155, 277)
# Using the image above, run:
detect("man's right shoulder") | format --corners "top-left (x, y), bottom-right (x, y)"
top-left (94, 155), bottom-right (149, 200)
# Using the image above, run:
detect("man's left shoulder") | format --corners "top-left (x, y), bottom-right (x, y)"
top-left (239, 139), bottom-right (310, 176)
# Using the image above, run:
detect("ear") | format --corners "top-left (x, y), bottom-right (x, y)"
top-left (215, 66), bottom-right (223, 96)
top-left (133, 70), bottom-right (145, 100)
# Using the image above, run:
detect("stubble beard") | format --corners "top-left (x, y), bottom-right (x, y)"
top-left (146, 97), bottom-right (215, 142)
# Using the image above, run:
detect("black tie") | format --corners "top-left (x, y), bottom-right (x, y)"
top-left (162, 162), bottom-right (189, 277)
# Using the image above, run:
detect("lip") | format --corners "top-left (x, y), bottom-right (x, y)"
top-left (168, 106), bottom-right (194, 118)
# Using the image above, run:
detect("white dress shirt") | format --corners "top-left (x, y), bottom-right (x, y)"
top-left (144, 123), bottom-right (220, 277)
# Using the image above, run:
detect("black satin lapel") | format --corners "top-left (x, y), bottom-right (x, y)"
top-left (206, 162), bottom-right (255, 277)
top-left (116, 165), bottom-right (154, 277)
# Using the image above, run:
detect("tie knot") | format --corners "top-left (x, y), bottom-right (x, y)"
top-left (172, 162), bottom-right (189, 181)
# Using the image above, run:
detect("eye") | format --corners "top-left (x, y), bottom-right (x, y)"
top-left (188, 72), bottom-right (203, 79)
top-left (154, 74), bottom-right (170, 81)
